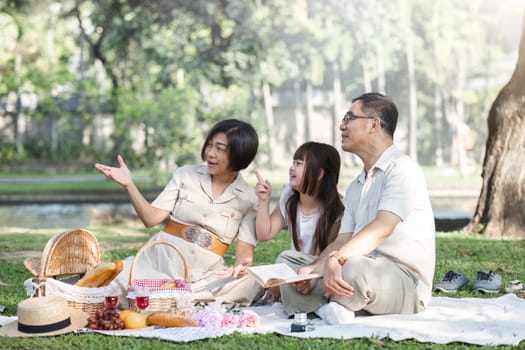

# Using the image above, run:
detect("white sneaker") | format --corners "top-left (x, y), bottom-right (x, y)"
top-left (314, 301), bottom-right (355, 325)
top-left (505, 280), bottom-right (524, 293)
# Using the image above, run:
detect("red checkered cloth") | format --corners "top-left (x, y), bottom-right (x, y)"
top-left (129, 278), bottom-right (191, 293)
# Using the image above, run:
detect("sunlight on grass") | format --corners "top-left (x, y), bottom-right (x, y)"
top-left (0, 228), bottom-right (523, 349)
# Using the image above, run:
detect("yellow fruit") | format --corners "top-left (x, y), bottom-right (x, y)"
top-left (119, 309), bottom-right (134, 322)
top-left (123, 311), bottom-right (147, 329)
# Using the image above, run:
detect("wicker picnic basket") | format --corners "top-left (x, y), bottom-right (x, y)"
top-left (44, 277), bottom-right (115, 317)
top-left (128, 240), bottom-right (194, 317)
top-left (23, 228), bottom-right (105, 316)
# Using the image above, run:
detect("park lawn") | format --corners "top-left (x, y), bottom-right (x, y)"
top-left (0, 229), bottom-right (524, 349)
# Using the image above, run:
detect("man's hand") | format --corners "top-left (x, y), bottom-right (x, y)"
top-left (323, 258), bottom-right (354, 297)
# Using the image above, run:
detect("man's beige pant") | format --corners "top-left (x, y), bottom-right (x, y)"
top-left (277, 250), bottom-right (424, 316)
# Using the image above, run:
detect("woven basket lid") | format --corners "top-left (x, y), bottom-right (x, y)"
top-left (24, 228), bottom-right (100, 278)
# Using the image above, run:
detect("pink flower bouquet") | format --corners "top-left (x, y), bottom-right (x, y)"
top-left (192, 304), bottom-right (259, 329)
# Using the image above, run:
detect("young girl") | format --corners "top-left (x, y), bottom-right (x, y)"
top-left (255, 142), bottom-right (344, 306)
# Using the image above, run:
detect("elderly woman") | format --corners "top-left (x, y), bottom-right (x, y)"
top-left (95, 119), bottom-right (262, 305)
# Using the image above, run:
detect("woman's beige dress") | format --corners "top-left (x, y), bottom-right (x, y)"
top-left (115, 164), bottom-right (263, 306)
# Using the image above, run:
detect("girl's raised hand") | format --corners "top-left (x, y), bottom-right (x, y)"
top-left (254, 169), bottom-right (272, 202)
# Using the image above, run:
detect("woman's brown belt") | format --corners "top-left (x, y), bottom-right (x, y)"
top-left (162, 220), bottom-right (229, 257)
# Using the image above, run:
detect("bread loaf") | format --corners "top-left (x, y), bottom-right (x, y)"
top-left (147, 311), bottom-right (196, 327)
top-left (123, 311), bottom-right (147, 329)
top-left (75, 260), bottom-right (123, 287)
top-left (101, 259), bottom-right (123, 286)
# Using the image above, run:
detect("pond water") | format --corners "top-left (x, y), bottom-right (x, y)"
top-left (0, 203), bottom-right (137, 229)
top-left (0, 196), bottom-right (476, 229)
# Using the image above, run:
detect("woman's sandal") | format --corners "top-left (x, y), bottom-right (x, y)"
top-left (504, 280), bottom-right (524, 293)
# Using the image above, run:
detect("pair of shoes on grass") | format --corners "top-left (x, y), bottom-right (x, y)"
top-left (433, 270), bottom-right (502, 293)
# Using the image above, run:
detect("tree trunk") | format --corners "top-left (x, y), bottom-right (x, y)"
top-left (14, 42), bottom-right (22, 151)
top-left (294, 80), bottom-right (304, 147)
top-left (431, 4), bottom-right (443, 167)
top-left (305, 78), bottom-right (313, 141)
top-left (433, 85), bottom-right (444, 167)
top-left (479, 45), bottom-right (493, 164)
top-left (262, 79), bottom-right (275, 169)
top-left (403, 2), bottom-right (418, 162)
top-left (375, 41), bottom-right (386, 94)
top-left (454, 55), bottom-right (469, 177)
top-left (332, 62), bottom-right (342, 146)
top-left (466, 13), bottom-right (525, 238)
top-left (362, 61), bottom-right (372, 92)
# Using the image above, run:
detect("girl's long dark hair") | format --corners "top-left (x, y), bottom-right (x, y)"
top-left (286, 142), bottom-right (344, 255)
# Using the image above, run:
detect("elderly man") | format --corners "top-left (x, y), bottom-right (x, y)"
top-left (283, 92), bottom-right (435, 324)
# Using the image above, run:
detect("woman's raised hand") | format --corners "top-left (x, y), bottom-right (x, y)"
top-left (94, 155), bottom-right (133, 188)
top-left (254, 170), bottom-right (272, 202)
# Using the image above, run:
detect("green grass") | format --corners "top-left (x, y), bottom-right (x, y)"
top-left (1, 227), bottom-right (524, 349)
top-left (0, 225), bottom-right (154, 253)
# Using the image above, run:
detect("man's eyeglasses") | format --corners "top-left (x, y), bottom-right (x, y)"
top-left (342, 111), bottom-right (375, 124)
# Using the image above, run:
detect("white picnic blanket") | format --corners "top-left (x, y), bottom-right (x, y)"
top-left (274, 294), bottom-right (525, 345)
top-left (2, 294), bottom-right (524, 345)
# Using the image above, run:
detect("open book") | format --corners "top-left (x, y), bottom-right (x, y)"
top-left (247, 263), bottom-right (321, 288)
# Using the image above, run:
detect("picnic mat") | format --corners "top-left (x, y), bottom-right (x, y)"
top-left (1, 294), bottom-right (524, 345)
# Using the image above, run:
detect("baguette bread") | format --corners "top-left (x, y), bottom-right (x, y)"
top-left (147, 311), bottom-right (196, 327)
top-left (75, 260), bottom-right (123, 287)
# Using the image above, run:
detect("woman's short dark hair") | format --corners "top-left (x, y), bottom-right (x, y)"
top-left (352, 92), bottom-right (398, 137)
top-left (201, 119), bottom-right (259, 171)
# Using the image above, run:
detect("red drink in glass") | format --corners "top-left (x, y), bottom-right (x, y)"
top-left (136, 296), bottom-right (149, 310)
top-left (104, 295), bottom-right (119, 310)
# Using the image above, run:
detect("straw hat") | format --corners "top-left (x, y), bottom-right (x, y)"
top-left (0, 296), bottom-right (88, 337)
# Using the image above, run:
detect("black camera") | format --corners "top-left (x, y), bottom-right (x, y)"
top-left (290, 312), bottom-right (314, 332)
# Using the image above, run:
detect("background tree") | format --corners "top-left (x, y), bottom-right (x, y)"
top-left (1, 0), bottom-right (523, 180)
top-left (466, 12), bottom-right (525, 238)
top-left (64, 0), bottom-right (265, 170)
top-left (0, 0), bottom-right (35, 161)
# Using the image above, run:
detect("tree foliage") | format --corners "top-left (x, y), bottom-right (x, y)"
top-left (0, 0), bottom-right (522, 177)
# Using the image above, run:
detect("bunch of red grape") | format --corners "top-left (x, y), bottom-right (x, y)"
top-left (86, 308), bottom-right (125, 330)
